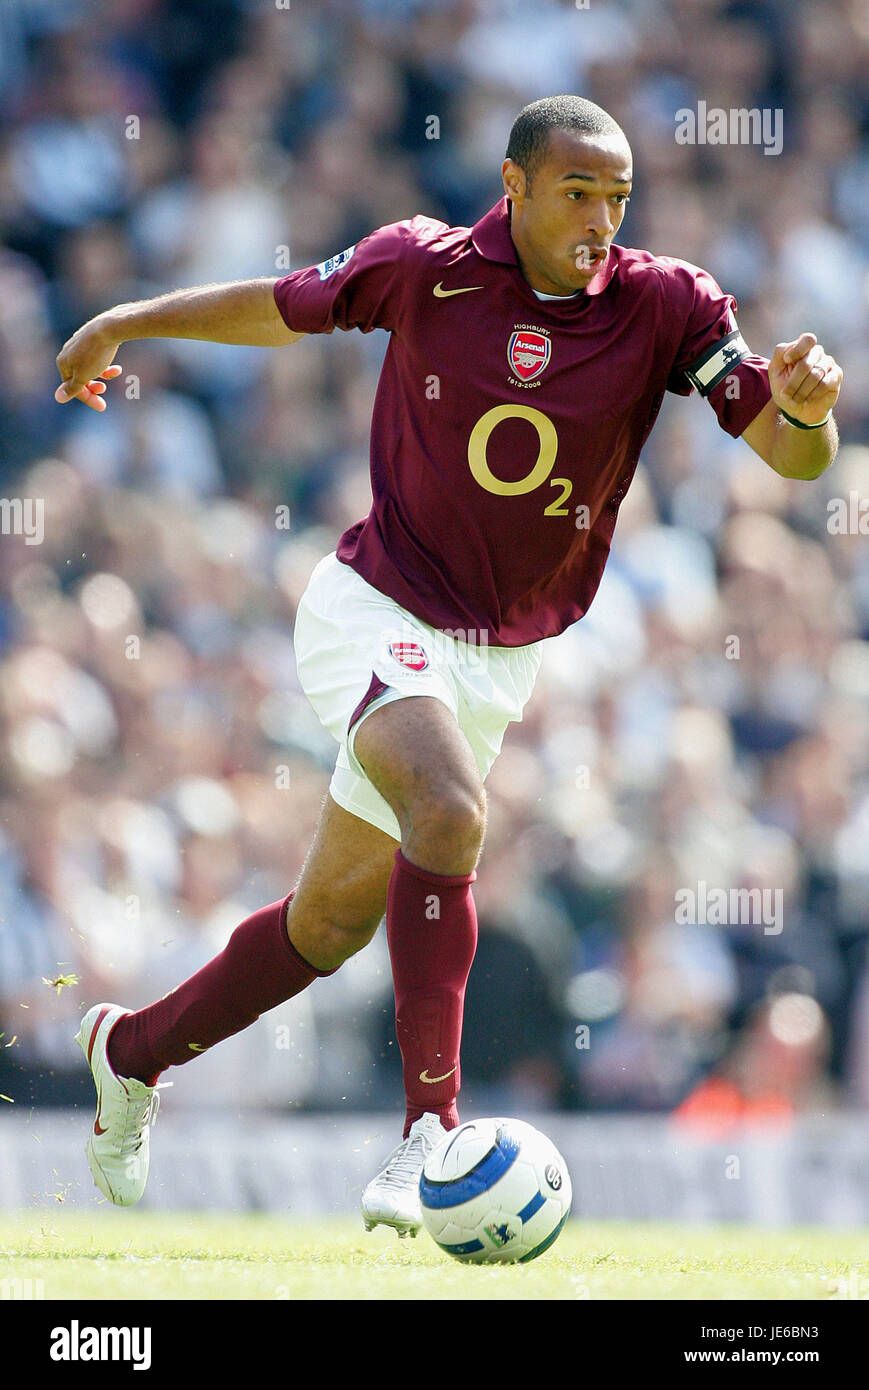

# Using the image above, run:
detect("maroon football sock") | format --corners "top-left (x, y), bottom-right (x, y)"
top-left (386, 849), bottom-right (478, 1138)
top-left (107, 891), bottom-right (331, 1085)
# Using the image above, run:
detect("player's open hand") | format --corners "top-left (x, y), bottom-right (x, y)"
top-left (55, 319), bottom-right (123, 411)
top-left (769, 332), bottom-right (842, 426)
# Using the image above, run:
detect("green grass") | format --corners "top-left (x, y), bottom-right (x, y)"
top-left (0, 1211), bottom-right (866, 1300)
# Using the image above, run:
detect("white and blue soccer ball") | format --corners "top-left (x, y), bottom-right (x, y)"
top-left (419, 1117), bottom-right (572, 1264)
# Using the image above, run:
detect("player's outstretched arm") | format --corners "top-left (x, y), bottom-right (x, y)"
top-left (55, 278), bottom-right (304, 411)
top-left (741, 332), bottom-right (842, 480)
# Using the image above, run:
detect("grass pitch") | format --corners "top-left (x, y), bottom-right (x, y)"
top-left (0, 1210), bottom-right (866, 1300)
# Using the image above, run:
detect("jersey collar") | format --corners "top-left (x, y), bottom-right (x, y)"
top-left (471, 196), bottom-right (617, 297)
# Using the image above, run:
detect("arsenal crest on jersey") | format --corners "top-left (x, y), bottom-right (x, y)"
top-left (508, 329), bottom-right (551, 382)
top-left (388, 641), bottom-right (429, 671)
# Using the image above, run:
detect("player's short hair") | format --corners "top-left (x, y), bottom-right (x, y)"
top-left (506, 96), bottom-right (629, 188)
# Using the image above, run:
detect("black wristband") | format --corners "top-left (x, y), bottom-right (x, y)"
top-left (779, 406), bottom-right (832, 430)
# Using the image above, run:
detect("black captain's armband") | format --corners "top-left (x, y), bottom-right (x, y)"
top-left (684, 328), bottom-right (751, 396)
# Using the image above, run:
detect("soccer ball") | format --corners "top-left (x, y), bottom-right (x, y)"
top-left (419, 1117), bottom-right (572, 1264)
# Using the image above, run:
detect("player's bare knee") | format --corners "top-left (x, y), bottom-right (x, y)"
top-left (321, 917), bottom-right (380, 970)
top-left (287, 893), bottom-right (383, 972)
top-left (296, 916), bottom-right (379, 972)
top-left (405, 781), bottom-right (486, 864)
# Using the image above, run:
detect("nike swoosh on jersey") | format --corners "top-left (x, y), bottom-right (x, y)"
top-left (418, 1065), bottom-right (457, 1084)
top-left (432, 282), bottom-right (484, 298)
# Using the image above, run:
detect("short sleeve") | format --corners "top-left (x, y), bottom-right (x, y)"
top-left (666, 264), bottom-right (772, 437)
top-left (273, 220), bottom-right (412, 336)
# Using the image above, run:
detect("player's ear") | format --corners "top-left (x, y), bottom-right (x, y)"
top-left (502, 159), bottom-right (526, 203)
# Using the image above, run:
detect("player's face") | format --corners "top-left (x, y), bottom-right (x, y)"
top-left (503, 129), bottom-right (633, 295)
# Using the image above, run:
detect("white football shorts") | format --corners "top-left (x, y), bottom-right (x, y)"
top-left (293, 552), bottom-right (543, 841)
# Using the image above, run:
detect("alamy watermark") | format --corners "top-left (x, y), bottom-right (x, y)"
top-left (675, 103), bottom-right (783, 156)
top-left (50, 1321), bottom-right (151, 1370)
top-left (0, 497), bottom-right (44, 545)
top-left (379, 624), bottom-right (490, 675)
top-left (827, 493), bottom-right (869, 535)
top-left (675, 881), bottom-right (783, 935)
top-left (1, 1275), bottom-right (45, 1299)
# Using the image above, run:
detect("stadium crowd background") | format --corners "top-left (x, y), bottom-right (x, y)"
top-left (0, 0), bottom-right (868, 1134)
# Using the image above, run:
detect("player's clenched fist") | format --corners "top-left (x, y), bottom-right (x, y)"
top-left (55, 318), bottom-right (122, 411)
top-left (769, 332), bottom-right (843, 427)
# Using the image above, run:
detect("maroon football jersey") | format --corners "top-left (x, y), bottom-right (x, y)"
top-left (273, 197), bottom-right (771, 646)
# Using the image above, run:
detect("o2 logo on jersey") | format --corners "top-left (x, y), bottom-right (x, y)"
top-left (388, 641), bottom-right (429, 671)
top-left (467, 403), bottom-right (572, 518)
top-left (317, 245), bottom-right (356, 281)
top-left (508, 329), bottom-right (551, 382)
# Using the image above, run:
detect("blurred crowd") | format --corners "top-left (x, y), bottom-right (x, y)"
top-left (1, 0), bottom-right (868, 1129)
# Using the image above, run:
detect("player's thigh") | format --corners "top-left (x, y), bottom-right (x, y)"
top-left (353, 694), bottom-right (486, 841)
top-left (287, 792), bottom-right (396, 953)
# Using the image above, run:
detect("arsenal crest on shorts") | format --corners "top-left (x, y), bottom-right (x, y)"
top-left (388, 641), bottom-right (429, 671)
top-left (508, 329), bottom-right (551, 382)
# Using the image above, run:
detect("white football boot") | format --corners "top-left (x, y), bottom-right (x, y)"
top-left (75, 1003), bottom-right (167, 1206)
top-left (360, 1112), bottom-right (448, 1237)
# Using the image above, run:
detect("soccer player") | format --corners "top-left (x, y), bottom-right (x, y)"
top-left (55, 96), bottom-right (842, 1235)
